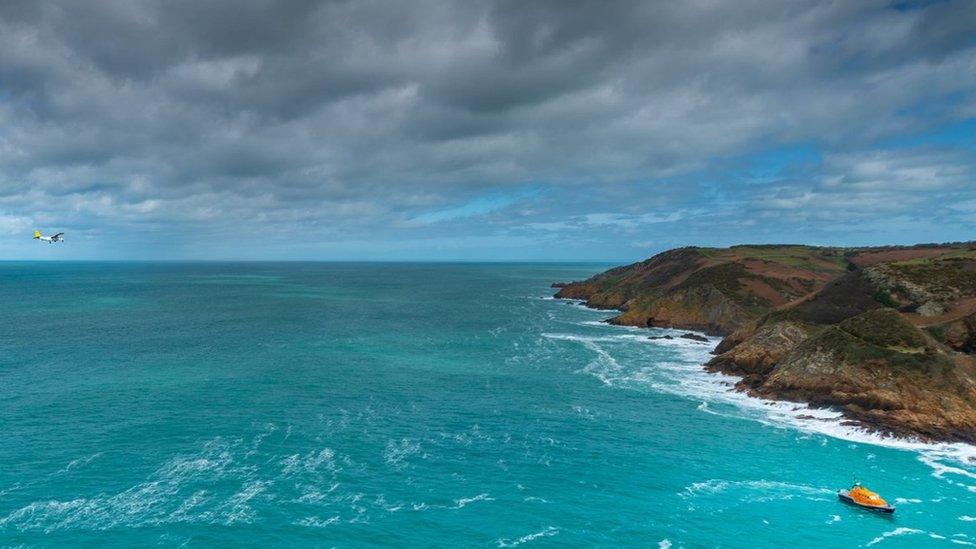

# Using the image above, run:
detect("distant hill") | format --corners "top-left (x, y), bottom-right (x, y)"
top-left (555, 243), bottom-right (976, 443)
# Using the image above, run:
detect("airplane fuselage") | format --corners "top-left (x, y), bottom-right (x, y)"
top-left (34, 231), bottom-right (64, 243)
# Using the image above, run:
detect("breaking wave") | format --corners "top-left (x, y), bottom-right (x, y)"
top-left (543, 298), bottom-right (976, 486)
top-left (496, 526), bottom-right (559, 547)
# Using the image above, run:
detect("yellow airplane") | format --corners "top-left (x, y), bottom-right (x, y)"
top-left (34, 230), bottom-right (65, 243)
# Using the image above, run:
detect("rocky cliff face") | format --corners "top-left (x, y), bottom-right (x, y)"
top-left (752, 310), bottom-right (976, 443)
top-left (555, 245), bottom-right (848, 334)
top-left (556, 242), bottom-right (976, 443)
top-left (705, 320), bottom-right (813, 385)
top-left (609, 284), bottom-right (752, 335)
top-left (934, 313), bottom-right (976, 353)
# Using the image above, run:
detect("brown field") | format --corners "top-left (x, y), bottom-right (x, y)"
top-left (849, 248), bottom-right (954, 267)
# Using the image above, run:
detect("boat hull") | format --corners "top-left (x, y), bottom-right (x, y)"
top-left (838, 491), bottom-right (895, 513)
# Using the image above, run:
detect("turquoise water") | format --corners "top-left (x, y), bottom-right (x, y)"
top-left (1, 262), bottom-right (974, 547)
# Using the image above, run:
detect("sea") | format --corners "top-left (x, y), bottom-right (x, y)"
top-left (1, 262), bottom-right (974, 547)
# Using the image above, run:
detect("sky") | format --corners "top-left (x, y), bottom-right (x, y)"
top-left (1, 0), bottom-right (975, 261)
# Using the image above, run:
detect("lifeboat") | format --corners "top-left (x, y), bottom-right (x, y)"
top-left (838, 483), bottom-right (895, 513)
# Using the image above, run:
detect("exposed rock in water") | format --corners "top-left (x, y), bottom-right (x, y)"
top-left (647, 333), bottom-right (709, 343)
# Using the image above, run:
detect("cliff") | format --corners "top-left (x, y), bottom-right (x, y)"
top-left (555, 245), bottom-right (849, 335)
top-left (556, 242), bottom-right (976, 443)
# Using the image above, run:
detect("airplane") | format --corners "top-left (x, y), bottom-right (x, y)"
top-left (34, 230), bottom-right (65, 243)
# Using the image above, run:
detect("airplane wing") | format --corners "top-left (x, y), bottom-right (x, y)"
top-left (52, 233), bottom-right (64, 239)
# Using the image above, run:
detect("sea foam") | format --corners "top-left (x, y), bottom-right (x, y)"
top-left (544, 298), bottom-right (976, 483)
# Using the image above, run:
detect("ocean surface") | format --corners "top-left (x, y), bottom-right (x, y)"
top-left (1, 262), bottom-right (975, 547)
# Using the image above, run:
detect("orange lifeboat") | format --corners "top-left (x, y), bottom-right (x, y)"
top-left (838, 483), bottom-right (895, 513)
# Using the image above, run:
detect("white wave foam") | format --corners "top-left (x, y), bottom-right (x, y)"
top-left (579, 320), bottom-right (613, 327)
top-left (496, 526), bottom-right (559, 547)
top-left (53, 452), bottom-right (104, 476)
top-left (573, 405), bottom-right (597, 420)
top-left (542, 296), bottom-right (604, 312)
top-left (280, 447), bottom-right (337, 475)
top-left (672, 366), bottom-right (976, 479)
top-left (383, 439), bottom-right (424, 469)
top-left (297, 515), bottom-right (341, 528)
top-left (658, 540), bottom-right (672, 549)
top-left (918, 450), bottom-right (976, 492)
top-left (867, 528), bottom-right (925, 546)
top-left (543, 332), bottom-right (662, 344)
top-left (543, 306), bottom-right (976, 478)
top-left (542, 333), bottom-right (624, 386)
top-left (296, 482), bottom-right (341, 504)
top-left (961, 516), bottom-right (976, 522)
top-left (0, 437), bottom-right (273, 532)
top-left (454, 493), bottom-right (494, 509)
top-left (0, 483), bottom-right (21, 499)
top-left (681, 479), bottom-right (834, 503)
top-left (217, 480), bottom-right (270, 525)
top-left (169, 489), bottom-right (209, 522)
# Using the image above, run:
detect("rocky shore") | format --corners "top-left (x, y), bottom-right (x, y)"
top-left (555, 243), bottom-right (976, 444)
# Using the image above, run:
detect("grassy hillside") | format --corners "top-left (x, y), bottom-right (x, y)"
top-left (557, 241), bottom-right (976, 442)
top-left (555, 245), bottom-right (851, 334)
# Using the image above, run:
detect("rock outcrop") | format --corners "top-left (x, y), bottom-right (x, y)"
top-left (555, 245), bottom-right (849, 335)
top-left (706, 321), bottom-right (813, 385)
top-left (933, 313), bottom-right (976, 353)
top-left (556, 242), bottom-right (976, 443)
top-left (752, 310), bottom-right (976, 443)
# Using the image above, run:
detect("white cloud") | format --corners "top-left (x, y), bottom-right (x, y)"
top-left (0, 0), bottom-right (974, 258)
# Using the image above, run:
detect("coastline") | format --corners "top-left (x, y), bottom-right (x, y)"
top-left (552, 294), bottom-right (976, 465)
top-left (550, 244), bottom-right (976, 446)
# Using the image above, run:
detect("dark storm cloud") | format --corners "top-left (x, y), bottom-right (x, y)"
top-left (0, 0), bottom-right (974, 258)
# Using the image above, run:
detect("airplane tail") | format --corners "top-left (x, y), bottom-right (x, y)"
top-left (34, 230), bottom-right (42, 239)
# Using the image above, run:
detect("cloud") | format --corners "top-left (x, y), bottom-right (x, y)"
top-left (758, 148), bottom-right (975, 217)
top-left (0, 0), bottom-right (974, 259)
top-left (0, 213), bottom-right (32, 235)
